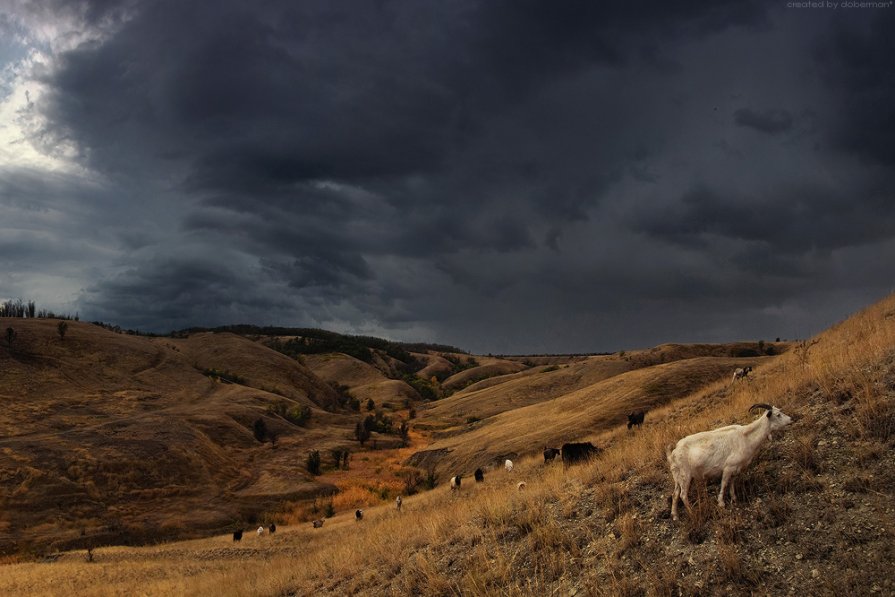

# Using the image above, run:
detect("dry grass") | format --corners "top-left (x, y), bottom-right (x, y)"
top-left (2, 293), bottom-right (895, 595)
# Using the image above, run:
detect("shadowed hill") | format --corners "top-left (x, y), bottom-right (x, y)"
top-left (0, 320), bottom-right (354, 555)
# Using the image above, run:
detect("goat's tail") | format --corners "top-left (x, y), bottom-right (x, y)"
top-left (665, 443), bottom-right (675, 463)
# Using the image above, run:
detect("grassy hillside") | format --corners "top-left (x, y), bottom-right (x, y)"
top-left (410, 355), bottom-right (772, 479)
top-left (0, 294), bottom-right (892, 596)
top-left (0, 321), bottom-right (365, 555)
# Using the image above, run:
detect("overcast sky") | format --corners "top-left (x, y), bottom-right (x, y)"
top-left (1, 0), bottom-right (893, 353)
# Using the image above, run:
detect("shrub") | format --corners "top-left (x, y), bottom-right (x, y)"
top-left (403, 374), bottom-right (438, 401)
top-left (4, 327), bottom-right (16, 350)
top-left (354, 421), bottom-right (371, 445)
top-left (268, 401), bottom-right (312, 426)
top-left (306, 450), bottom-right (321, 475)
top-left (57, 321), bottom-right (68, 341)
top-left (366, 398), bottom-right (375, 411)
top-left (202, 368), bottom-right (246, 384)
top-left (323, 501), bottom-right (335, 518)
top-left (403, 469), bottom-right (423, 495)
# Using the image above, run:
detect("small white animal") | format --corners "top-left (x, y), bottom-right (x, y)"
top-left (256, 526), bottom-right (264, 536)
top-left (505, 459), bottom-right (514, 472)
top-left (395, 495), bottom-right (403, 511)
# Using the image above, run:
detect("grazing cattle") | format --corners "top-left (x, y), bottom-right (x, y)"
top-left (355, 509), bottom-right (364, 521)
top-left (543, 447), bottom-right (560, 463)
top-left (505, 459), bottom-right (514, 472)
top-left (269, 523), bottom-right (276, 534)
top-left (668, 403), bottom-right (793, 521)
top-left (627, 411), bottom-right (646, 430)
top-left (395, 495), bottom-right (403, 511)
top-left (732, 366), bottom-right (753, 382)
top-left (312, 519), bottom-right (324, 528)
top-left (450, 474), bottom-right (462, 492)
top-left (474, 468), bottom-right (485, 482)
top-left (517, 481), bottom-right (527, 491)
top-left (256, 526), bottom-right (265, 537)
top-left (232, 530), bottom-right (243, 542)
top-left (561, 442), bottom-right (601, 468)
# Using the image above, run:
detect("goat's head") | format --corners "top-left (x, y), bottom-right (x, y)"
top-left (749, 403), bottom-right (793, 431)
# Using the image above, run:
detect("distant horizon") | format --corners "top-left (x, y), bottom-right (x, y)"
top-left (2, 299), bottom-right (816, 358)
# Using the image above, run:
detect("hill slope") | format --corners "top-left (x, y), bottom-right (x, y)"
top-left (0, 321), bottom-right (352, 554)
top-left (0, 295), bottom-right (892, 596)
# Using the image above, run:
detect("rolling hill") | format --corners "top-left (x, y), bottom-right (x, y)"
top-left (0, 294), bottom-right (892, 597)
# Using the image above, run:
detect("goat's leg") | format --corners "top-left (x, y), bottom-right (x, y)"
top-left (671, 479), bottom-right (681, 521)
top-left (680, 476), bottom-right (693, 516)
top-left (728, 475), bottom-right (737, 504)
top-left (718, 469), bottom-right (732, 508)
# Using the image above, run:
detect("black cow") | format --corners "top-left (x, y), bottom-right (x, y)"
top-left (627, 411), bottom-right (646, 430)
top-left (232, 529), bottom-right (243, 542)
top-left (474, 468), bottom-right (485, 482)
top-left (561, 442), bottom-right (600, 468)
top-left (543, 447), bottom-right (560, 463)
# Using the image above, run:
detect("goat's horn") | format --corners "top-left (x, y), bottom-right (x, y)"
top-left (749, 403), bottom-right (772, 412)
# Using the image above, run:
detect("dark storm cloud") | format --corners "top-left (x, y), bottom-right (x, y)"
top-left (636, 182), bottom-right (895, 256)
top-left (815, 11), bottom-right (895, 165)
top-left (733, 108), bottom-right (794, 134)
top-left (9, 0), bottom-right (895, 352)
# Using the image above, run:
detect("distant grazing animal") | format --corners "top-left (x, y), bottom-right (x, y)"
top-left (627, 411), bottom-right (646, 430)
top-left (474, 468), bottom-right (485, 482)
top-left (232, 530), bottom-right (243, 542)
top-left (450, 474), bottom-right (462, 492)
top-left (517, 481), bottom-right (527, 491)
top-left (543, 447), bottom-right (560, 463)
top-left (561, 442), bottom-right (601, 468)
top-left (667, 403), bottom-right (793, 521)
top-left (312, 519), bottom-right (324, 528)
top-left (256, 526), bottom-right (264, 536)
top-left (355, 509), bottom-right (364, 521)
top-left (505, 459), bottom-right (514, 472)
top-left (268, 523), bottom-right (276, 534)
top-left (732, 366), bottom-right (753, 382)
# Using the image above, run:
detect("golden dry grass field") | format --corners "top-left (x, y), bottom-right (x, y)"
top-left (1, 293), bottom-right (894, 595)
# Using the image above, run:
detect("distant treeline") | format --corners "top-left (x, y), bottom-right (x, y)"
top-left (172, 324), bottom-right (468, 361)
top-left (0, 298), bottom-right (79, 321)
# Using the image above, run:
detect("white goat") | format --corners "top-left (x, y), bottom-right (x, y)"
top-left (731, 366), bottom-right (753, 382)
top-left (395, 495), bottom-right (403, 511)
top-left (667, 403), bottom-right (792, 521)
top-left (256, 526), bottom-right (265, 536)
top-left (450, 475), bottom-right (462, 493)
top-left (504, 459), bottom-right (514, 472)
